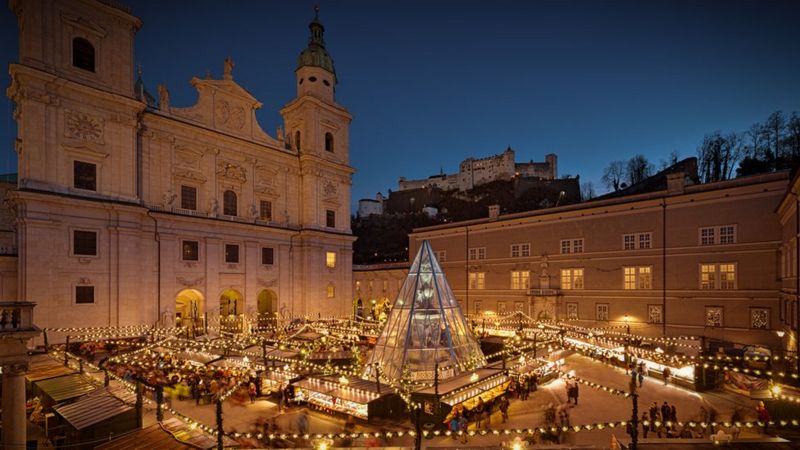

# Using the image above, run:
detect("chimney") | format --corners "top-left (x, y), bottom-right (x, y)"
top-left (667, 172), bottom-right (686, 194)
top-left (488, 204), bottom-right (500, 220)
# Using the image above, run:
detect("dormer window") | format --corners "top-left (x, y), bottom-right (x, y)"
top-left (72, 38), bottom-right (95, 72)
top-left (325, 132), bottom-right (334, 152)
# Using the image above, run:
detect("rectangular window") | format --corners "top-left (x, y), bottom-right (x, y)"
top-left (567, 303), bottom-right (578, 320)
top-left (326, 251), bottom-right (337, 268)
top-left (261, 247), bottom-right (274, 265)
top-left (73, 230), bottom-right (97, 256)
top-left (648, 304), bottom-right (663, 324)
top-left (623, 266), bottom-right (651, 289)
top-left (260, 200), bottom-right (272, 221)
top-left (751, 307), bottom-right (769, 329)
top-left (75, 285), bottom-right (95, 304)
top-left (700, 263), bottom-right (736, 290)
top-left (510, 271), bottom-right (530, 290)
top-left (327, 285), bottom-right (335, 298)
top-left (596, 303), bottom-right (609, 321)
top-left (182, 240), bottom-right (199, 261)
top-left (514, 301), bottom-right (525, 312)
top-left (498, 301), bottom-right (507, 315)
top-left (705, 306), bottom-right (723, 327)
top-left (180, 185), bottom-right (197, 210)
top-left (561, 239), bottom-right (583, 254)
top-left (639, 233), bottom-right (652, 249)
top-left (469, 272), bottom-right (485, 290)
top-left (510, 243), bottom-right (530, 258)
top-left (700, 225), bottom-right (736, 246)
top-left (560, 268), bottom-right (584, 290)
top-left (468, 247), bottom-right (486, 260)
top-left (74, 160), bottom-right (97, 191)
top-left (473, 300), bottom-right (483, 314)
top-left (326, 209), bottom-right (336, 228)
top-left (623, 233), bottom-right (651, 250)
top-left (623, 234), bottom-right (636, 251)
top-left (435, 250), bottom-right (446, 262)
top-left (224, 244), bottom-right (239, 263)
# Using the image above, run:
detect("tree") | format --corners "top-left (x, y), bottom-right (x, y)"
top-left (697, 131), bottom-right (742, 183)
top-left (601, 160), bottom-right (626, 191)
top-left (764, 111), bottom-right (786, 161)
top-left (626, 154), bottom-right (654, 186)
top-left (581, 182), bottom-right (596, 201)
top-left (658, 150), bottom-right (680, 171)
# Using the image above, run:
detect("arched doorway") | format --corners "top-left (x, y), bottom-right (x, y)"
top-left (176, 289), bottom-right (204, 332)
top-left (219, 288), bottom-right (244, 333)
top-left (219, 288), bottom-right (243, 316)
top-left (353, 297), bottom-right (364, 319)
top-left (257, 290), bottom-right (278, 329)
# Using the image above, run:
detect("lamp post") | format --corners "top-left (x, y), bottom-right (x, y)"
top-left (629, 369), bottom-right (639, 450)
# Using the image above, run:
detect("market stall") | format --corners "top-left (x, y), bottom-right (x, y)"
top-left (53, 386), bottom-right (137, 450)
top-left (292, 375), bottom-right (400, 420)
top-left (33, 373), bottom-right (99, 408)
top-left (412, 367), bottom-right (510, 423)
top-left (95, 417), bottom-right (238, 450)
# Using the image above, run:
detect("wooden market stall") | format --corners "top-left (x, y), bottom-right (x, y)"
top-left (94, 418), bottom-right (238, 450)
top-left (33, 373), bottom-right (99, 408)
top-left (412, 367), bottom-right (510, 424)
top-left (292, 375), bottom-right (401, 420)
top-left (53, 386), bottom-right (138, 449)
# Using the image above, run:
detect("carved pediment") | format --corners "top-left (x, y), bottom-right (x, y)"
top-left (173, 167), bottom-right (207, 183)
top-left (61, 13), bottom-right (107, 37)
top-left (174, 146), bottom-right (203, 170)
top-left (62, 143), bottom-right (109, 159)
top-left (216, 161), bottom-right (247, 182)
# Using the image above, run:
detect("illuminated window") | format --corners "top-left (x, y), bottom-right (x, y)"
top-left (750, 307), bottom-right (769, 329)
top-left (469, 272), bottom-right (485, 289)
top-left (497, 301), bottom-right (507, 315)
top-left (700, 263), bottom-right (735, 289)
top-left (327, 285), bottom-right (335, 298)
top-left (326, 251), bottom-right (336, 268)
top-left (623, 266), bottom-right (651, 289)
top-left (561, 268), bottom-right (584, 290)
top-left (705, 306), bottom-right (723, 327)
top-left (510, 271), bottom-right (530, 290)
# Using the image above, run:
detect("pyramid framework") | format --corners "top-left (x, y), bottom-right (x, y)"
top-left (363, 240), bottom-right (487, 385)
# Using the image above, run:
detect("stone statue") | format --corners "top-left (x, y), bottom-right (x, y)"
top-left (210, 198), bottom-right (219, 216)
top-left (163, 189), bottom-right (176, 207)
top-left (223, 56), bottom-right (234, 80)
top-left (157, 84), bottom-right (170, 110)
top-left (249, 203), bottom-right (258, 218)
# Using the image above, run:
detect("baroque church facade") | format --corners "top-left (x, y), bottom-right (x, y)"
top-left (5, 0), bottom-right (355, 332)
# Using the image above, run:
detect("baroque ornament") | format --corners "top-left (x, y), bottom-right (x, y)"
top-left (216, 161), bottom-right (246, 182)
top-left (215, 100), bottom-right (245, 130)
top-left (65, 110), bottom-right (103, 143)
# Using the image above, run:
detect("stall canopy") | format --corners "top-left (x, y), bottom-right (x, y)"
top-left (364, 240), bottom-right (486, 384)
top-left (35, 373), bottom-right (98, 403)
top-left (54, 386), bottom-right (135, 430)
top-left (26, 355), bottom-right (76, 382)
top-left (95, 418), bottom-right (238, 450)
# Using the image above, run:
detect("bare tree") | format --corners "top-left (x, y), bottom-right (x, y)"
top-left (601, 160), bottom-right (626, 191)
top-left (626, 154), bottom-right (654, 186)
top-left (697, 131), bottom-right (743, 183)
top-left (581, 181), bottom-right (596, 201)
top-left (658, 150), bottom-right (680, 170)
top-left (765, 111), bottom-right (787, 160)
top-left (787, 112), bottom-right (800, 160)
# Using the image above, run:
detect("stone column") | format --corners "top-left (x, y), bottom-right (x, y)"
top-left (2, 362), bottom-right (29, 449)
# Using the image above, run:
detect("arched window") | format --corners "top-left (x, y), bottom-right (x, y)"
top-left (295, 131), bottom-right (301, 151)
top-left (325, 132), bottom-right (334, 152)
top-left (223, 190), bottom-right (237, 216)
top-left (72, 38), bottom-right (95, 72)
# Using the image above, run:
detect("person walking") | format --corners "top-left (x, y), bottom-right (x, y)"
top-left (756, 401), bottom-right (770, 434)
top-left (248, 382), bottom-right (257, 404)
top-left (638, 369), bottom-right (644, 388)
top-left (573, 381), bottom-right (579, 405)
top-left (297, 411), bottom-right (309, 436)
top-left (499, 396), bottom-right (510, 423)
top-left (670, 404), bottom-right (677, 423)
top-left (662, 367), bottom-right (671, 385)
top-left (458, 414), bottom-right (469, 443)
top-left (474, 398), bottom-right (486, 430)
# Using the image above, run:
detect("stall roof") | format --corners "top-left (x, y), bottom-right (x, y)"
top-left (54, 387), bottom-right (134, 430)
top-left (95, 420), bottom-right (194, 450)
top-left (415, 368), bottom-right (504, 396)
top-left (35, 373), bottom-right (98, 403)
top-left (26, 356), bottom-right (76, 382)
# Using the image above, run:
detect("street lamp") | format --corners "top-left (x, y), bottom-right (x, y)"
top-left (623, 315), bottom-right (631, 335)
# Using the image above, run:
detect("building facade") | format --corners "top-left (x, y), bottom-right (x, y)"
top-left (407, 170), bottom-right (790, 347)
top-left (5, 0), bottom-right (355, 332)
top-left (398, 148), bottom-right (557, 193)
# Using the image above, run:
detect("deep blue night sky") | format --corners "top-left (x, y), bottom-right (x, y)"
top-left (2, 1), bottom-right (799, 207)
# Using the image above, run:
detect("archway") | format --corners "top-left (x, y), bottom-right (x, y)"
top-left (175, 289), bottom-right (204, 330)
top-left (219, 288), bottom-right (243, 316)
top-left (353, 297), bottom-right (364, 318)
top-left (257, 289), bottom-right (278, 329)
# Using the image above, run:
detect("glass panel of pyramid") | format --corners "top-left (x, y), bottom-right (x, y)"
top-left (364, 240), bottom-right (486, 384)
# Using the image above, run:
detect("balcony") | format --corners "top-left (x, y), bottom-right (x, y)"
top-left (0, 302), bottom-right (39, 334)
top-left (529, 288), bottom-right (560, 296)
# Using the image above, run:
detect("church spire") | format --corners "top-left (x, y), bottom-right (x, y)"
top-left (309, 5), bottom-right (325, 47)
top-left (296, 5), bottom-right (336, 76)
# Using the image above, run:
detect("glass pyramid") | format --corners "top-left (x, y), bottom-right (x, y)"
top-left (363, 240), bottom-right (486, 385)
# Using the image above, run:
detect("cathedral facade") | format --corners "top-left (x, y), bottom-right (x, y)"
top-left (5, 0), bottom-right (355, 332)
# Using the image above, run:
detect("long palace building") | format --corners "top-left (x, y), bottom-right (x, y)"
top-left (3, 0), bottom-right (355, 332)
top-left (357, 163), bottom-right (800, 350)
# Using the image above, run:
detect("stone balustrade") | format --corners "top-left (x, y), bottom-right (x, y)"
top-left (0, 302), bottom-right (37, 332)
